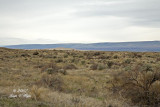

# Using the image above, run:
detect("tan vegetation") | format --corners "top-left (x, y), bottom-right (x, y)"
top-left (0, 47), bottom-right (160, 107)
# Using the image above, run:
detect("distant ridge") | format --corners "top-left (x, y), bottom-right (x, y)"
top-left (47, 47), bottom-right (75, 51)
top-left (3, 41), bottom-right (160, 52)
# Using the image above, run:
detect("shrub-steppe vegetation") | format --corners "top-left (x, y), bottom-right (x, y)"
top-left (0, 47), bottom-right (160, 107)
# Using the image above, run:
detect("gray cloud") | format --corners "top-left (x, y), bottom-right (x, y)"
top-left (0, 0), bottom-right (160, 45)
top-left (74, 0), bottom-right (160, 27)
top-left (0, 0), bottom-right (159, 27)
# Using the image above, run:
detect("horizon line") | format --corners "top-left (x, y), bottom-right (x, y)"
top-left (2, 40), bottom-right (160, 47)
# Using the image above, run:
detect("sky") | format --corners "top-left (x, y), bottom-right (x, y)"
top-left (0, 0), bottom-right (160, 46)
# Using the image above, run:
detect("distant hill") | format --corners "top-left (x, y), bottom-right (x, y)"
top-left (3, 41), bottom-right (160, 52)
top-left (47, 47), bottom-right (75, 51)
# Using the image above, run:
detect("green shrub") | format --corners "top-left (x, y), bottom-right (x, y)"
top-left (58, 69), bottom-right (67, 75)
top-left (124, 59), bottom-right (131, 64)
top-left (41, 63), bottom-right (67, 75)
top-left (97, 64), bottom-right (106, 70)
top-left (42, 63), bottom-right (60, 73)
top-left (81, 60), bottom-right (86, 65)
top-left (63, 54), bottom-right (68, 58)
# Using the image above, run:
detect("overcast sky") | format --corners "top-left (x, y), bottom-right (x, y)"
top-left (0, 0), bottom-right (160, 46)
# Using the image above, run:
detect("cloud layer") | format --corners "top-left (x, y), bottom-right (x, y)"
top-left (0, 0), bottom-right (160, 45)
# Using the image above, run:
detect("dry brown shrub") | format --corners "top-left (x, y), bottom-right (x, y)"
top-left (63, 64), bottom-right (77, 70)
top-left (90, 63), bottom-right (98, 70)
top-left (33, 51), bottom-right (39, 55)
top-left (30, 85), bottom-right (48, 101)
top-left (41, 62), bottom-right (59, 72)
top-left (110, 63), bottom-right (160, 106)
top-left (38, 73), bottom-right (64, 91)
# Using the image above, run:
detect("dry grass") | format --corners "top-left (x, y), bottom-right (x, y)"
top-left (0, 47), bottom-right (160, 106)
